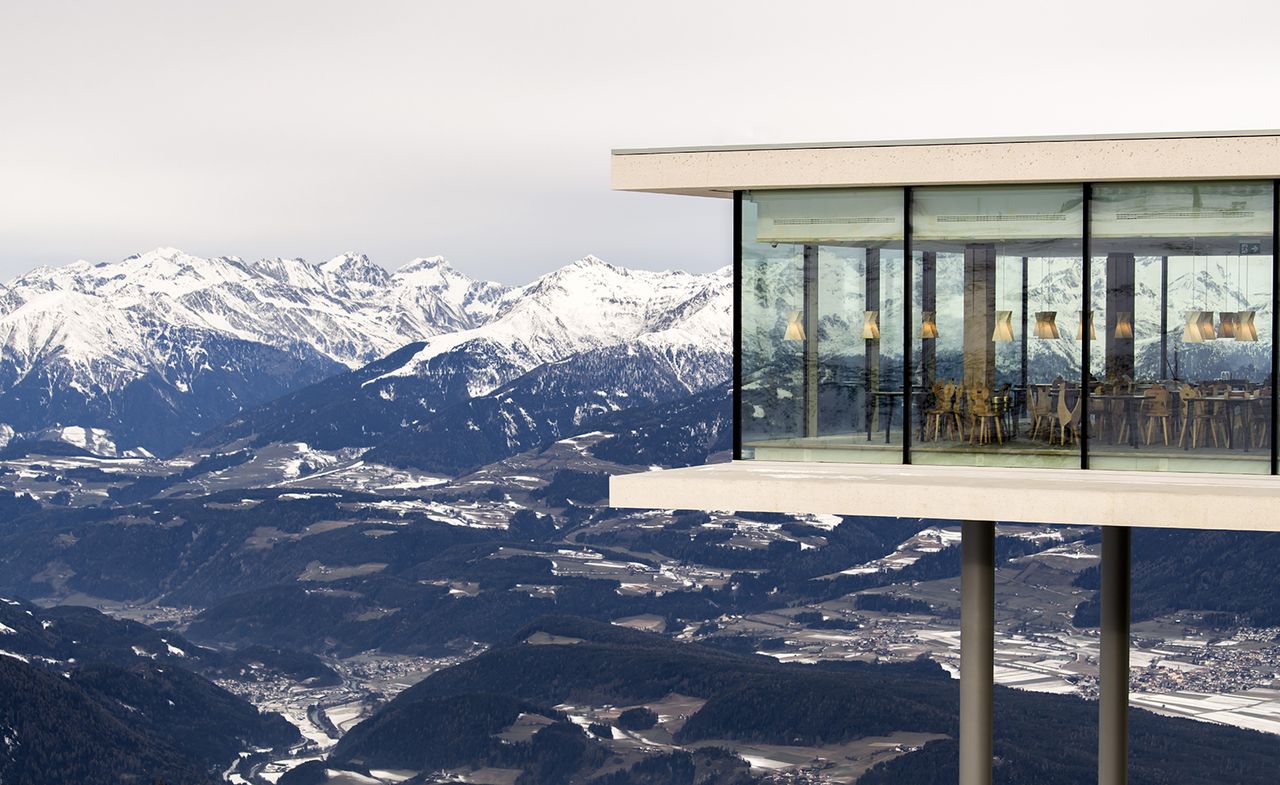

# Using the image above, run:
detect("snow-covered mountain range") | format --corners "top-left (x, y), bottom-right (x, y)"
top-left (0, 248), bottom-right (730, 456)
top-left (199, 256), bottom-right (732, 473)
top-left (363, 255), bottom-right (728, 399)
top-left (1, 247), bottom-right (506, 371)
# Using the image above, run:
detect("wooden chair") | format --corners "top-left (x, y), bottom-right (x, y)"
top-left (924, 383), bottom-right (960, 441)
top-left (1223, 389), bottom-right (1246, 447)
top-left (1178, 384), bottom-right (1222, 449)
top-left (968, 385), bottom-right (1004, 445)
top-left (1086, 384), bottom-right (1113, 444)
top-left (1055, 380), bottom-right (1082, 445)
top-left (1250, 387), bottom-right (1271, 449)
top-left (1027, 384), bottom-right (1053, 440)
top-left (918, 381), bottom-right (941, 441)
top-left (1139, 386), bottom-right (1172, 446)
top-left (947, 383), bottom-right (966, 441)
top-left (994, 384), bottom-right (1015, 437)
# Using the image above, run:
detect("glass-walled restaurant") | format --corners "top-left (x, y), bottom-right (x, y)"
top-left (738, 181), bottom-right (1277, 474)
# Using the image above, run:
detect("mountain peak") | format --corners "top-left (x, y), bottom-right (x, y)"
top-left (129, 246), bottom-right (186, 260)
top-left (321, 253), bottom-right (390, 286)
top-left (114, 246), bottom-right (199, 268)
top-left (534, 255), bottom-right (623, 282)
top-left (100, 248), bottom-right (253, 296)
top-left (397, 255), bottom-right (452, 274)
top-left (320, 252), bottom-right (369, 271)
top-left (519, 256), bottom-right (630, 297)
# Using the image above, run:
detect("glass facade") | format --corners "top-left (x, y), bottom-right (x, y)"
top-left (736, 180), bottom-right (1278, 475)
top-left (1088, 182), bottom-right (1274, 473)
top-left (911, 185), bottom-right (1083, 468)
top-left (740, 189), bottom-right (904, 463)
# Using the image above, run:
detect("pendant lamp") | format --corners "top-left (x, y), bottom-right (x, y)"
top-left (1183, 311), bottom-right (1215, 343)
top-left (920, 311), bottom-right (939, 340)
top-left (1219, 312), bottom-right (1237, 339)
top-left (1236, 254), bottom-right (1258, 342)
top-left (862, 310), bottom-right (881, 341)
top-left (1236, 310), bottom-right (1258, 342)
top-left (1182, 312), bottom-right (1204, 343)
top-left (991, 257), bottom-right (1015, 343)
top-left (1033, 311), bottom-right (1060, 339)
top-left (992, 310), bottom-right (1014, 342)
top-left (1198, 311), bottom-right (1217, 341)
top-left (1187, 257), bottom-right (1215, 341)
top-left (1113, 311), bottom-right (1134, 340)
top-left (1076, 311), bottom-right (1096, 341)
top-left (783, 310), bottom-right (805, 341)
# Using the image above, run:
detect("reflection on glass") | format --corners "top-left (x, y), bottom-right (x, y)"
top-left (909, 185), bottom-right (1084, 468)
top-left (1088, 181), bottom-right (1273, 473)
top-left (739, 198), bottom-right (805, 455)
top-left (739, 189), bottom-right (904, 462)
top-left (737, 181), bottom-right (1276, 475)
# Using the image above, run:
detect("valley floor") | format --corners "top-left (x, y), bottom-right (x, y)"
top-left (6, 438), bottom-right (1280, 784)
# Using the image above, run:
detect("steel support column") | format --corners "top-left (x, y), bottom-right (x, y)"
top-left (960, 519), bottom-right (995, 785)
top-left (1099, 526), bottom-right (1131, 785)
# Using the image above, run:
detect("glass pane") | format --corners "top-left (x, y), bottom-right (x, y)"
top-left (909, 185), bottom-right (1084, 468)
top-left (1088, 181), bottom-right (1273, 474)
top-left (740, 189), bottom-right (905, 463)
top-left (740, 197), bottom-right (805, 454)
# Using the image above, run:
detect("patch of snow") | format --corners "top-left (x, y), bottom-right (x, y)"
top-left (741, 754), bottom-right (791, 771)
top-left (33, 425), bottom-right (118, 457)
top-left (376, 477), bottom-right (448, 491)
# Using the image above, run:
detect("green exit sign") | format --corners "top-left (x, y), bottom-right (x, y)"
top-left (1240, 242), bottom-right (1262, 254)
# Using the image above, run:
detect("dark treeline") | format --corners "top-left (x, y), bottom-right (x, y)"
top-left (327, 616), bottom-right (1280, 785)
top-left (1073, 529), bottom-right (1280, 628)
top-left (0, 655), bottom-right (298, 785)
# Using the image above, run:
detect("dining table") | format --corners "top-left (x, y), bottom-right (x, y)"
top-left (1091, 392), bottom-right (1149, 449)
top-left (1196, 394), bottom-right (1255, 451)
top-left (868, 390), bottom-right (904, 443)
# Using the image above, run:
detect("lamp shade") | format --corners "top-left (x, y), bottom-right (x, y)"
top-left (1198, 311), bottom-right (1217, 341)
top-left (992, 310), bottom-right (1014, 342)
top-left (1113, 311), bottom-right (1134, 340)
top-left (783, 311), bottom-right (805, 341)
top-left (1033, 311), bottom-right (1060, 339)
top-left (1236, 310), bottom-right (1258, 342)
top-left (920, 311), bottom-right (939, 340)
top-left (1075, 311), bottom-right (1096, 341)
top-left (1183, 311), bottom-right (1215, 343)
top-left (862, 310), bottom-right (881, 340)
top-left (1182, 312), bottom-right (1203, 343)
top-left (1218, 312), bottom-right (1237, 339)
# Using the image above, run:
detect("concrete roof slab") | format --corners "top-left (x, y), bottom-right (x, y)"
top-left (611, 132), bottom-right (1280, 197)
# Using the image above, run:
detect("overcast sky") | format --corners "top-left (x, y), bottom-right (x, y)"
top-left (4, 0), bottom-right (1280, 285)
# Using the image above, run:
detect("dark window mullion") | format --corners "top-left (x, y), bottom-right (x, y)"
top-left (1082, 183), bottom-right (1093, 470)
top-left (1272, 180), bottom-right (1278, 475)
top-left (733, 191), bottom-right (743, 461)
top-left (903, 186), bottom-right (913, 465)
